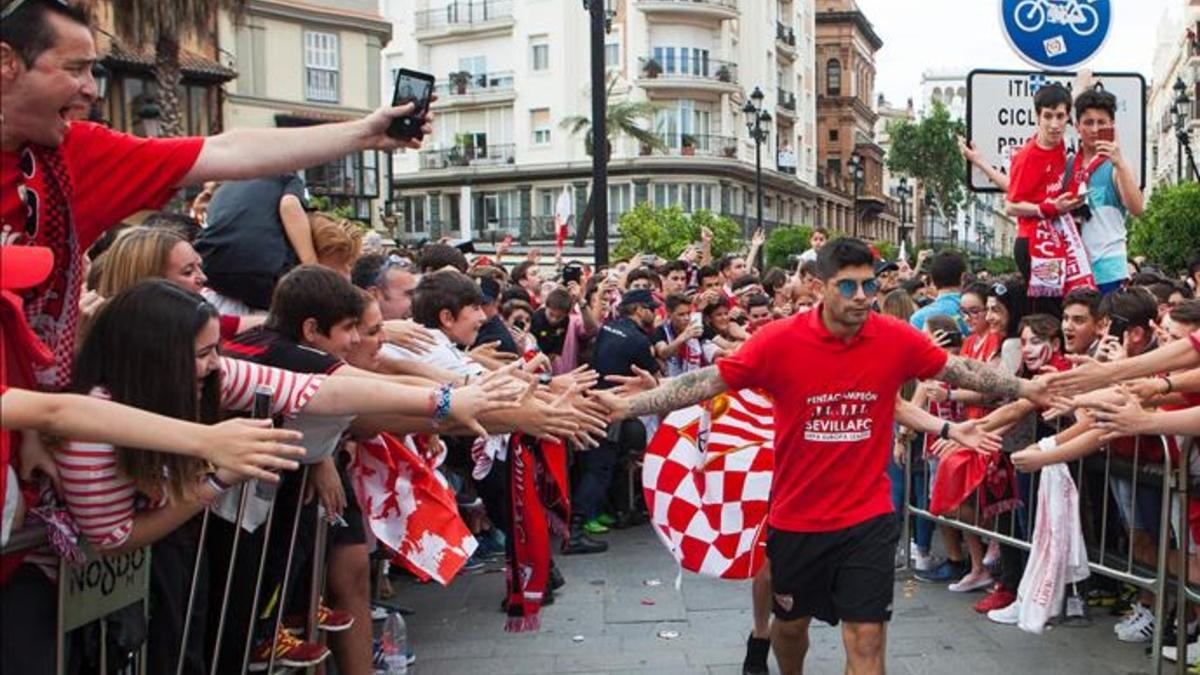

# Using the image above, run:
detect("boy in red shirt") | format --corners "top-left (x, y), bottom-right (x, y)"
top-left (600, 238), bottom-right (1050, 675)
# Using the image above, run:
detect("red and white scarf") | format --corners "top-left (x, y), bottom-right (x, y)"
top-left (504, 435), bottom-right (569, 632)
top-left (1028, 155), bottom-right (1102, 298)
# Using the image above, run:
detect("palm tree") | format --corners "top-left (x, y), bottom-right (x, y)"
top-left (559, 77), bottom-right (666, 246)
top-left (106, 0), bottom-right (245, 138)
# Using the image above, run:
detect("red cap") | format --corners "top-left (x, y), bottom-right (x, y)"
top-left (0, 246), bottom-right (53, 290)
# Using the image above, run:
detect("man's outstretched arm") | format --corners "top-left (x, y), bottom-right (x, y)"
top-left (605, 365), bottom-right (729, 420)
top-left (935, 355), bottom-right (1051, 406)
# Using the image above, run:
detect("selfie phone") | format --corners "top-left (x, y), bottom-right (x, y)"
top-left (1107, 314), bottom-right (1130, 342)
top-left (252, 385), bottom-right (278, 499)
top-left (942, 330), bottom-right (963, 349)
top-left (689, 313), bottom-right (703, 331)
top-left (563, 265), bottom-right (583, 285)
top-left (387, 69), bottom-right (436, 140)
top-left (1098, 126), bottom-right (1114, 143)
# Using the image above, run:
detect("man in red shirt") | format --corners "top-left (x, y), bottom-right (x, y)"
top-left (600, 238), bottom-right (1051, 675)
top-left (0, 0), bottom-right (430, 390)
top-left (1003, 82), bottom-right (1084, 309)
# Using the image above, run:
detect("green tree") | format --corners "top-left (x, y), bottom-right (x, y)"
top-left (982, 256), bottom-right (1018, 276)
top-left (614, 204), bottom-right (740, 260)
top-left (885, 100), bottom-right (966, 227)
top-left (1128, 181), bottom-right (1200, 274)
top-left (110, 0), bottom-right (246, 137)
top-left (872, 240), bottom-right (899, 263)
top-left (763, 225), bottom-right (813, 269)
top-left (561, 76), bottom-right (668, 247)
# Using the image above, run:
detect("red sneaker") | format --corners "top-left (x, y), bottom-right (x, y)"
top-left (284, 604), bottom-right (356, 633)
top-left (248, 627), bottom-right (329, 672)
top-left (974, 585), bottom-right (1016, 614)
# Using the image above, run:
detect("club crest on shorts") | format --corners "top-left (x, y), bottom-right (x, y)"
top-left (774, 593), bottom-right (794, 612)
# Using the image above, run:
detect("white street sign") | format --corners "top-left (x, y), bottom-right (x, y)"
top-left (966, 69), bottom-right (1146, 192)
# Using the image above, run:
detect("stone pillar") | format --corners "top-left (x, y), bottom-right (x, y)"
top-left (428, 191), bottom-right (442, 239)
top-left (573, 180), bottom-right (590, 244)
top-left (518, 184), bottom-right (532, 245)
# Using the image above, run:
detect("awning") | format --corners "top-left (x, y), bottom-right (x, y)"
top-left (103, 40), bottom-right (238, 83)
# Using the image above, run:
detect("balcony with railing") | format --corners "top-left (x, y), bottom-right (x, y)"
top-left (420, 143), bottom-right (516, 170)
top-left (637, 0), bottom-right (739, 22)
top-left (776, 89), bottom-right (797, 118)
top-left (644, 133), bottom-right (739, 158)
top-left (432, 71), bottom-right (516, 108)
top-left (776, 22), bottom-right (797, 59)
top-left (636, 56), bottom-right (738, 95)
top-left (415, 0), bottom-right (514, 42)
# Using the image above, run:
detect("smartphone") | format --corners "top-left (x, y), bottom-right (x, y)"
top-left (1098, 126), bottom-right (1114, 143)
top-left (1107, 314), bottom-right (1130, 342)
top-left (387, 68), bottom-right (436, 140)
top-left (941, 330), bottom-right (963, 349)
top-left (252, 385), bottom-right (279, 499)
top-left (563, 265), bottom-right (583, 285)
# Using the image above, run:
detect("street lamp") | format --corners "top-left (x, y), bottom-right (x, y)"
top-left (1173, 76), bottom-right (1197, 183)
top-left (896, 176), bottom-right (912, 248)
top-left (582, 0), bottom-right (616, 265)
top-left (847, 153), bottom-right (864, 238)
top-left (743, 86), bottom-right (771, 239)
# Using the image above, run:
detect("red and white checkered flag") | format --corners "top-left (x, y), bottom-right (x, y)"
top-left (642, 390), bottom-right (774, 579)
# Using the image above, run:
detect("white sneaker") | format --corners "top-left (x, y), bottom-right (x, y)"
top-left (1162, 641), bottom-right (1200, 665)
top-left (949, 570), bottom-right (994, 593)
top-left (987, 600), bottom-right (1020, 625)
top-left (1114, 604), bottom-right (1155, 643)
top-left (1113, 603), bottom-right (1147, 635)
top-left (983, 540), bottom-right (1001, 568)
top-left (912, 547), bottom-right (941, 573)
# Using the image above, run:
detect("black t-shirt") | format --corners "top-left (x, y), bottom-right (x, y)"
top-left (474, 314), bottom-right (520, 355)
top-left (590, 317), bottom-right (660, 389)
top-left (530, 308), bottom-right (568, 356)
top-left (194, 175), bottom-right (308, 310)
top-left (223, 326), bottom-right (344, 376)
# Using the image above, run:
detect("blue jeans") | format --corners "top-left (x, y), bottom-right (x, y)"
top-left (888, 436), bottom-right (934, 552)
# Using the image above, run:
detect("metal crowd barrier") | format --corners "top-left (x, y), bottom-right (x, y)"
top-left (901, 432), bottom-right (1183, 674)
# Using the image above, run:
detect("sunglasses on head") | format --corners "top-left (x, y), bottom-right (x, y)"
top-left (2, 0), bottom-right (69, 20)
top-left (834, 278), bottom-right (879, 299)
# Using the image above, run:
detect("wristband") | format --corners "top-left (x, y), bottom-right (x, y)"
top-left (431, 383), bottom-right (453, 428)
top-left (1038, 200), bottom-right (1059, 219)
top-left (538, 372), bottom-right (553, 387)
top-left (1161, 375), bottom-right (1173, 394)
top-left (939, 421), bottom-right (951, 441)
top-left (1037, 436), bottom-right (1058, 452)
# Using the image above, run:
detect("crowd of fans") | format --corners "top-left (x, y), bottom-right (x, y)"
top-left (4, 3), bottom-right (1200, 675)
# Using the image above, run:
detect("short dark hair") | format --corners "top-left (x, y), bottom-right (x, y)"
top-left (746, 293), bottom-right (771, 311)
top-left (1033, 83), bottom-right (1072, 114)
top-left (815, 237), bottom-right (874, 280)
top-left (511, 260), bottom-right (538, 285)
top-left (730, 274), bottom-right (761, 293)
top-left (1074, 88), bottom-right (1117, 121)
top-left (799, 260), bottom-right (819, 278)
top-left (417, 243), bottom-right (468, 273)
top-left (351, 253), bottom-right (387, 289)
top-left (718, 253), bottom-right (744, 273)
top-left (501, 298), bottom-right (533, 320)
top-left (1170, 299), bottom-right (1200, 326)
top-left (664, 293), bottom-right (691, 313)
top-left (762, 268), bottom-right (788, 294)
top-left (962, 281), bottom-right (990, 304)
top-left (697, 264), bottom-right (720, 283)
top-left (266, 265), bottom-right (366, 342)
top-left (1098, 287), bottom-right (1157, 329)
top-left (544, 288), bottom-right (572, 312)
top-left (1062, 287), bottom-right (1102, 318)
top-left (626, 266), bottom-right (657, 288)
top-left (0, 0), bottom-right (90, 67)
top-left (412, 269), bottom-right (483, 329)
top-left (660, 260), bottom-right (689, 277)
top-left (1019, 313), bottom-right (1062, 343)
top-left (926, 314), bottom-right (960, 337)
top-left (988, 276), bottom-right (1027, 339)
top-left (811, 227), bottom-right (829, 238)
top-left (928, 251), bottom-right (967, 289)
top-left (1146, 282), bottom-right (1175, 305)
top-left (901, 278), bottom-right (926, 296)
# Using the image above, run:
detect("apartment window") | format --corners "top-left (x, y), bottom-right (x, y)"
top-left (652, 46), bottom-right (709, 76)
top-left (826, 59), bottom-right (841, 96)
top-left (403, 195), bottom-right (426, 234)
top-left (538, 189), bottom-right (557, 217)
top-left (609, 183), bottom-right (631, 217)
top-left (654, 100), bottom-right (714, 149)
top-left (605, 42), bottom-right (620, 68)
top-left (459, 55), bottom-right (486, 77)
top-left (829, 129), bottom-right (838, 141)
top-left (304, 30), bottom-right (339, 103)
top-left (531, 108), bottom-right (551, 145)
top-left (531, 43), bottom-right (550, 71)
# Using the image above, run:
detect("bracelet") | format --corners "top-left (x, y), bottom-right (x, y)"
top-left (1161, 375), bottom-right (1173, 394)
top-left (431, 382), bottom-right (453, 428)
top-left (208, 472), bottom-right (233, 492)
top-left (1038, 200), bottom-right (1059, 219)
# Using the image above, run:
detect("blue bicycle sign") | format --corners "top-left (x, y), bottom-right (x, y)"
top-left (1000, 0), bottom-right (1111, 69)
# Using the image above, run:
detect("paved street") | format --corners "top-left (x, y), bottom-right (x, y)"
top-left (388, 526), bottom-right (1153, 675)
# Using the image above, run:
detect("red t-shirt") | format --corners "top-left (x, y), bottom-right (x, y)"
top-left (1191, 329), bottom-right (1200, 355)
top-left (717, 310), bottom-right (949, 532)
top-left (1006, 135), bottom-right (1066, 240)
top-left (1, 122), bottom-right (203, 387)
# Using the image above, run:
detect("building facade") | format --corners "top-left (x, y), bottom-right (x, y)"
top-left (916, 69), bottom-right (1016, 258)
top-left (382, 0), bottom-right (849, 246)
top-left (218, 0), bottom-right (393, 224)
top-left (812, 0), bottom-right (899, 245)
top-left (1147, 2), bottom-right (1200, 192)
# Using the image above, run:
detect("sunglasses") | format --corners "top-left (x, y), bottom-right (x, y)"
top-left (834, 278), bottom-right (879, 299)
top-left (991, 282), bottom-right (1008, 297)
top-left (2, 0), bottom-right (69, 20)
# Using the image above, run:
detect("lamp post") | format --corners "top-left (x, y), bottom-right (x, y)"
top-left (896, 176), bottom-right (912, 248)
top-left (743, 87), bottom-right (771, 238)
top-left (847, 153), bottom-right (864, 238)
top-left (1173, 76), bottom-right (1197, 183)
top-left (582, 0), bottom-right (615, 265)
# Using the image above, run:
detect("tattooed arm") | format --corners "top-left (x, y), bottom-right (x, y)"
top-left (600, 366), bottom-right (729, 420)
top-left (934, 355), bottom-right (1051, 406)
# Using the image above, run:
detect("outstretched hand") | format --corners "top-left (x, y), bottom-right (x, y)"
top-left (359, 101), bottom-right (435, 152)
top-left (605, 365), bottom-right (658, 396)
top-left (947, 419), bottom-right (1002, 454)
top-left (448, 364), bottom-right (524, 436)
top-left (202, 418), bottom-right (305, 482)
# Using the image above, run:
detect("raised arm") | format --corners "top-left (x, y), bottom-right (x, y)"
top-left (600, 365), bottom-right (728, 421)
top-left (934, 354), bottom-right (1049, 405)
top-left (1049, 339), bottom-right (1200, 395)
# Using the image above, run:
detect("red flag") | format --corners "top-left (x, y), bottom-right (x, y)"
top-left (351, 433), bottom-right (477, 585)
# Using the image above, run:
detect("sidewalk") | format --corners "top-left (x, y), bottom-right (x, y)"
top-left (387, 526), bottom-right (1155, 675)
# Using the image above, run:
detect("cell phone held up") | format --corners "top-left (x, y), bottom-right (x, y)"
top-left (387, 68), bottom-right (435, 141)
top-left (1097, 126), bottom-right (1114, 143)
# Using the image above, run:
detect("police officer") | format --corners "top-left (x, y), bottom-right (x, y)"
top-left (564, 289), bottom-right (662, 553)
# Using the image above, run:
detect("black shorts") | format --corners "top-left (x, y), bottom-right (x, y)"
top-left (766, 513), bottom-right (900, 625)
top-left (328, 451), bottom-right (367, 547)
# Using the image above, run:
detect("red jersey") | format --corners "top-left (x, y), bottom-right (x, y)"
top-left (1006, 135), bottom-right (1066, 240)
top-left (717, 310), bottom-right (948, 532)
top-left (1, 122), bottom-right (203, 388)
